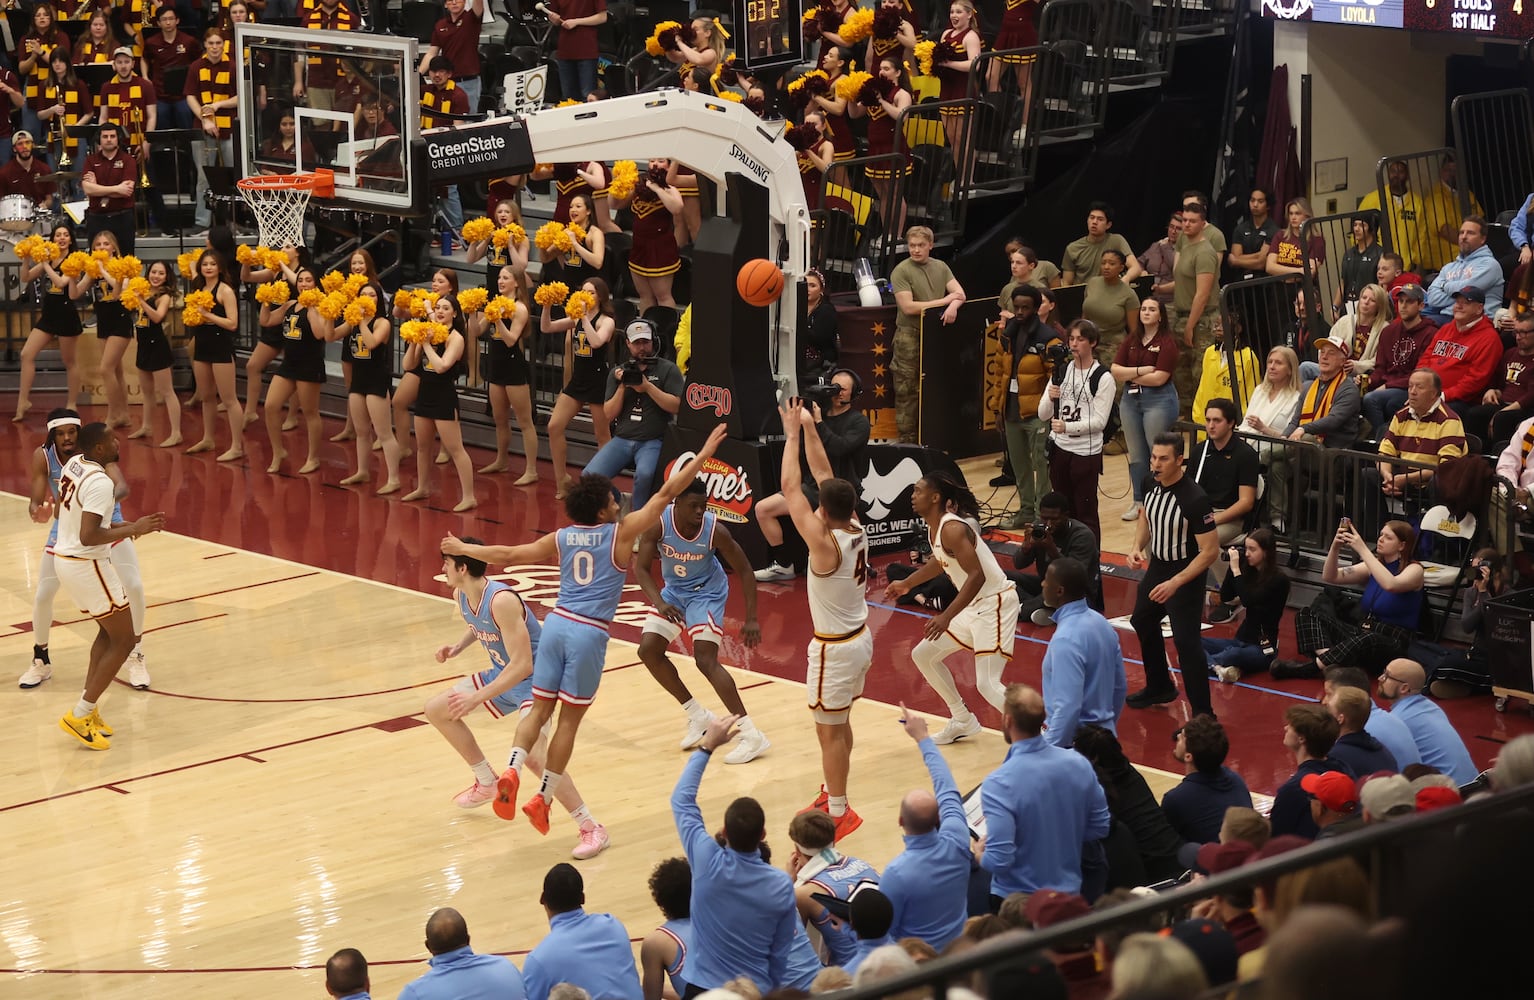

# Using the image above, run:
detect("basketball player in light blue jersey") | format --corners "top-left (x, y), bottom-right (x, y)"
top-left (635, 479), bottom-right (770, 765)
top-left (441, 423), bottom-right (728, 838)
top-left (423, 539), bottom-right (610, 860)
top-left (639, 857), bottom-right (694, 1000)
top-left (22, 408), bottom-right (150, 691)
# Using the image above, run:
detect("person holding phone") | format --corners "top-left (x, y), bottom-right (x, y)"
top-left (1202, 529), bottom-right (1290, 683)
top-left (1426, 548), bottom-right (1509, 699)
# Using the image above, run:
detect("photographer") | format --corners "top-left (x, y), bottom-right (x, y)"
top-left (1201, 528), bottom-right (1290, 684)
top-left (1039, 318), bottom-right (1117, 540)
top-left (1426, 548), bottom-right (1508, 699)
top-left (754, 371), bottom-right (872, 581)
top-left (997, 285), bottom-right (1064, 531)
top-left (1011, 492), bottom-right (1101, 627)
top-left (581, 319), bottom-right (685, 507)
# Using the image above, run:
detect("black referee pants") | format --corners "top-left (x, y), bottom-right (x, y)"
top-left (1131, 557), bottom-right (1213, 717)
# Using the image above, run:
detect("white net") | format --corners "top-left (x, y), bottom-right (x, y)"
top-left (239, 181), bottom-right (314, 248)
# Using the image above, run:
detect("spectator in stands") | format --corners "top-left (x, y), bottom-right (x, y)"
top-left (1237, 346), bottom-right (1302, 453)
top-left (881, 704), bottom-right (971, 951)
top-left (1376, 252), bottom-right (1420, 297)
top-left (1040, 322), bottom-right (1116, 540)
top-left (1302, 771), bottom-right (1365, 840)
top-left (420, 56), bottom-right (469, 237)
top-left (1322, 666), bottom-right (1419, 772)
top-left (325, 948), bottom-right (371, 1000)
top-left (1167, 917), bottom-right (1239, 990)
top-left (1191, 399), bottom-right (1260, 577)
top-left (1012, 496), bottom-right (1101, 624)
top-left (1270, 704), bottom-right (1352, 839)
top-left (788, 809), bottom-right (879, 968)
top-left (523, 864), bottom-right (642, 1000)
top-left (1275, 519), bottom-right (1424, 681)
top-left (1139, 209), bottom-right (1182, 302)
top-left (418, 0), bottom-right (486, 112)
top-left (843, 888), bottom-right (895, 974)
top-left (1265, 197), bottom-right (1325, 279)
top-left (1423, 218), bottom-right (1503, 322)
top-left (1465, 313), bottom-right (1534, 445)
top-left (0, 130), bottom-right (55, 212)
top-left (1112, 298), bottom-right (1180, 521)
top-left (1357, 773), bottom-right (1416, 821)
top-left (1492, 733), bottom-right (1534, 790)
top-left (1419, 286), bottom-right (1503, 419)
top-left (1024, 891), bottom-right (1109, 996)
top-left (1181, 191), bottom-right (1227, 259)
top-left (1501, 253), bottom-right (1534, 326)
top-left (998, 243), bottom-right (1062, 302)
top-left (1062, 201), bottom-right (1141, 285)
top-left (799, 268), bottom-right (838, 377)
top-left (581, 318), bottom-right (684, 508)
top-left (146, 7), bottom-right (198, 132)
top-left (1330, 283), bottom-right (1392, 382)
top-left (891, 225), bottom-right (965, 443)
top-left (1037, 557), bottom-right (1124, 740)
top-left (672, 716), bottom-right (798, 994)
top-left (546, 0), bottom-right (608, 102)
top-left (1074, 723), bottom-right (1186, 883)
top-left (1191, 313), bottom-right (1262, 427)
top-left (1110, 934), bottom-right (1208, 1000)
top-left (1204, 528), bottom-right (1289, 681)
top-left (977, 683), bottom-right (1110, 900)
top-left (1083, 248), bottom-right (1140, 360)
top-left (1258, 905), bottom-right (1388, 1000)
top-left (1425, 154), bottom-right (1484, 272)
top-left (1371, 369), bottom-right (1466, 513)
top-left (397, 908), bottom-right (526, 1000)
top-left (1161, 716), bottom-right (1254, 845)
top-left (1362, 284), bottom-right (1437, 436)
top-left (1229, 187), bottom-right (1278, 281)
top-left (1285, 332), bottom-right (1361, 447)
top-left (1494, 415), bottom-right (1534, 551)
top-left (639, 858), bottom-right (693, 1000)
top-left (1172, 202), bottom-right (1221, 410)
top-left (1377, 658), bottom-right (1479, 784)
top-left (1326, 686), bottom-right (1399, 775)
top-left (1359, 160), bottom-right (1428, 271)
top-left (1187, 842), bottom-right (1265, 955)
top-left (996, 284), bottom-right (1061, 530)
top-left (295, 0), bottom-right (355, 111)
top-left (1511, 189), bottom-right (1534, 268)
top-left (1334, 211), bottom-right (1383, 318)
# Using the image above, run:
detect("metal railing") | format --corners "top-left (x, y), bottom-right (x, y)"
top-left (1038, 2), bottom-right (1111, 132)
top-left (812, 151), bottom-right (910, 289)
top-left (1161, 0), bottom-right (1240, 36)
top-left (893, 98), bottom-right (979, 247)
top-left (1298, 211), bottom-right (1372, 326)
top-left (1373, 147), bottom-right (1472, 275)
top-left (1218, 273), bottom-right (1310, 376)
top-left (1452, 89), bottom-right (1534, 223)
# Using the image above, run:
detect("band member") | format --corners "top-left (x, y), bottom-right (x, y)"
top-left (98, 47), bottom-right (169, 235)
top-left (145, 6), bottom-right (198, 131)
top-left (0, 130), bottom-right (57, 209)
top-left (184, 26), bottom-right (238, 234)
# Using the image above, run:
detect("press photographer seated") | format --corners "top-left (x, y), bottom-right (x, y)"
top-left (754, 371), bottom-right (871, 582)
top-left (580, 319), bottom-right (684, 508)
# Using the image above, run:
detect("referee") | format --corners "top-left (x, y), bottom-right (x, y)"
top-left (1126, 432), bottom-right (1220, 719)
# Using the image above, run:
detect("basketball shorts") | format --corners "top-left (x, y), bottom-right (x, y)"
top-left (947, 588), bottom-right (1022, 656)
top-left (454, 669), bottom-right (533, 719)
top-left (806, 625), bottom-right (873, 722)
top-left (643, 585), bottom-right (728, 647)
top-left (55, 555), bottom-right (128, 619)
top-left (530, 610), bottom-right (610, 705)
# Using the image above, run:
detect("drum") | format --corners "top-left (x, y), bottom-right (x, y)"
top-left (0, 194), bottom-right (35, 232)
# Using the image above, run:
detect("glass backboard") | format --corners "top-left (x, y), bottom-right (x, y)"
top-left (234, 23), bottom-right (420, 214)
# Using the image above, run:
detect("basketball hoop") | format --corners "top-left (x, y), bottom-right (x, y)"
top-left (236, 169), bottom-right (336, 248)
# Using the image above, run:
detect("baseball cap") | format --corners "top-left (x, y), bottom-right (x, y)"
top-left (625, 319), bottom-right (655, 343)
top-left (1357, 773), bottom-right (1415, 819)
top-left (1194, 839), bottom-right (1257, 875)
top-left (1315, 331), bottom-right (1352, 358)
top-left (1415, 785), bottom-right (1462, 812)
top-left (12, 129), bottom-right (32, 143)
top-left (112, 46), bottom-right (135, 60)
top-left (1165, 918), bottom-right (1238, 988)
top-left (1022, 889), bottom-right (1090, 929)
top-left (1393, 283), bottom-right (1425, 302)
top-left (1452, 285), bottom-right (1487, 304)
top-left (1301, 771), bottom-right (1360, 814)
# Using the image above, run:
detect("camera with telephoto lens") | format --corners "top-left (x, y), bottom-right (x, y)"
top-left (620, 358), bottom-right (652, 386)
top-left (1031, 523), bottom-right (1048, 540)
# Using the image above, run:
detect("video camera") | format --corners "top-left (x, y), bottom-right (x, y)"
top-left (620, 357), bottom-right (653, 386)
top-left (798, 371), bottom-right (841, 411)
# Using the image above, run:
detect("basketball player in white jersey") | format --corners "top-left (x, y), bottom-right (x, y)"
top-left (49, 423), bottom-right (165, 749)
top-left (780, 399), bottom-right (871, 842)
top-left (885, 474), bottom-right (1021, 738)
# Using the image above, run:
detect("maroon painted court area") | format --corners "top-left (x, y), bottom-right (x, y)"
top-left (3, 403), bottom-right (1529, 794)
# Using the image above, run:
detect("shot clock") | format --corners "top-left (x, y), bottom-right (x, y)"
top-left (733, 0), bottom-right (804, 71)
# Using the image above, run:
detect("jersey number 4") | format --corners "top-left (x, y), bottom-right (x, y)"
top-left (853, 549), bottom-right (867, 585)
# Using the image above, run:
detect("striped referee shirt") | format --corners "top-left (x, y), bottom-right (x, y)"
top-left (1142, 472), bottom-right (1216, 563)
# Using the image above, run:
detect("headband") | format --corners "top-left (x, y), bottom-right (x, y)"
top-left (47, 416), bottom-right (81, 430)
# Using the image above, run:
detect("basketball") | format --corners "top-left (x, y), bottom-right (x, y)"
top-left (736, 258), bottom-right (784, 307)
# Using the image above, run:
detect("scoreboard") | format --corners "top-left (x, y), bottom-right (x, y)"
top-left (1261, 0), bottom-right (1534, 38)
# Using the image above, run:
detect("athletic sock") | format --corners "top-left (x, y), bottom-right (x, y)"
top-left (770, 543), bottom-right (791, 566)
top-left (471, 760), bottom-right (497, 786)
top-left (507, 746), bottom-right (528, 771)
top-left (74, 697), bottom-right (95, 719)
top-left (828, 795), bottom-right (848, 818)
top-left (540, 771), bottom-right (564, 799)
top-left (34, 644), bottom-right (49, 663)
top-left (682, 698), bottom-right (709, 721)
top-left (569, 803), bottom-right (595, 827)
top-left (736, 715), bottom-right (757, 736)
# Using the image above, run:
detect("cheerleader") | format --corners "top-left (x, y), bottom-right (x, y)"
top-left (936, 0), bottom-right (983, 180)
top-left (465, 200), bottom-right (529, 386)
top-left (541, 275), bottom-right (615, 498)
top-left (811, 47), bottom-right (858, 165)
top-left (401, 295), bottom-right (476, 512)
top-left (486, 173), bottom-right (524, 219)
top-left (14, 225), bottom-right (81, 423)
top-left (259, 266), bottom-right (333, 475)
top-left (576, 159), bottom-right (624, 236)
top-left (551, 193), bottom-right (605, 288)
top-left (336, 282), bottom-right (402, 495)
top-left (665, 156), bottom-right (702, 250)
top-left (866, 0), bottom-right (919, 77)
top-left (628, 161), bottom-right (684, 312)
top-left (532, 161), bottom-right (591, 224)
top-left (392, 268), bottom-right (459, 460)
top-left (478, 265), bottom-right (540, 484)
top-left (795, 109), bottom-right (836, 212)
top-left (184, 249), bottom-right (246, 462)
top-left (241, 243), bottom-right (309, 429)
top-left (126, 261), bottom-right (182, 448)
top-left (848, 55), bottom-right (914, 237)
top-left (70, 230), bottom-right (133, 428)
top-left (670, 16), bottom-right (726, 74)
top-left (813, 0), bottom-right (856, 70)
top-left (329, 248), bottom-right (381, 441)
top-left (988, 0), bottom-right (1041, 121)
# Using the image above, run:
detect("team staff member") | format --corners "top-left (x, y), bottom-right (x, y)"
top-left (81, 124), bottom-right (138, 254)
top-left (1126, 433), bottom-right (1220, 719)
top-left (1190, 398), bottom-right (1260, 583)
top-left (417, 0), bottom-right (486, 113)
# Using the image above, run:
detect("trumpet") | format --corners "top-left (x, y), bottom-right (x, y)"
top-left (141, 0), bottom-right (155, 30)
top-left (131, 106), bottom-right (151, 189)
top-left (48, 108), bottom-right (71, 171)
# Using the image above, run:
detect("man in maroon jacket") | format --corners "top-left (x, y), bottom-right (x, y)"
top-left (1463, 313), bottom-right (1534, 447)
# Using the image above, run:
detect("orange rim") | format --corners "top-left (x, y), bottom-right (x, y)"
top-left (237, 167), bottom-right (335, 199)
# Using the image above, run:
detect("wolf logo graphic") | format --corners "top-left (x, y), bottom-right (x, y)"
top-left (861, 456), bottom-right (923, 521)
